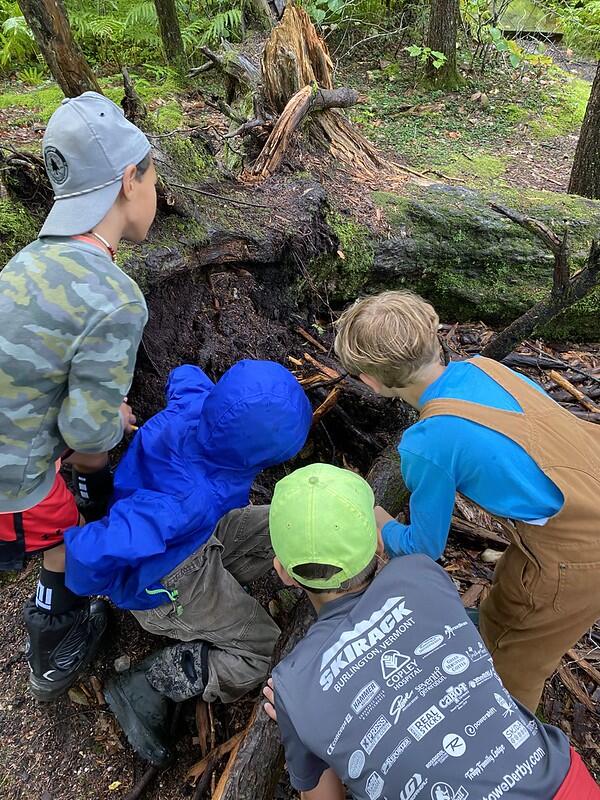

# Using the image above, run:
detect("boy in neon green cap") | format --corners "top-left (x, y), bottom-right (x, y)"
top-left (264, 464), bottom-right (597, 800)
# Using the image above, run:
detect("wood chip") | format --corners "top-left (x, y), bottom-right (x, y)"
top-left (195, 700), bottom-right (210, 757)
top-left (481, 548), bottom-right (503, 564)
top-left (461, 583), bottom-right (485, 607)
top-left (287, 355), bottom-right (303, 367)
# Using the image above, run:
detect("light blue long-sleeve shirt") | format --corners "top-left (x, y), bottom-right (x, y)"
top-left (382, 359), bottom-right (564, 560)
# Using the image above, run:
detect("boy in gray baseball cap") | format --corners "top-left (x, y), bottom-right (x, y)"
top-left (0, 91), bottom-right (156, 700)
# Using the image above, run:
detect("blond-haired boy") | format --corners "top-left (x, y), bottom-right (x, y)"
top-left (334, 290), bottom-right (600, 713)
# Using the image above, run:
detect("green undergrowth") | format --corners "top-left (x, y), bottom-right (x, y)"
top-left (0, 198), bottom-right (39, 264)
top-left (0, 72), bottom-right (183, 132)
top-left (344, 55), bottom-right (590, 187)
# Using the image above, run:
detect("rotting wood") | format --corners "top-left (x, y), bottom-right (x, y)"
top-left (121, 67), bottom-right (147, 124)
top-left (450, 516), bottom-right (509, 548)
top-left (547, 370), bottom-right (600, 415)
top-left (195, 699), bottom-right (210, 757)
top-left (303, 352), bottom-right (341, 379)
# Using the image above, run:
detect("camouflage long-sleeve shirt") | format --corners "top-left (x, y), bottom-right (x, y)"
top-left (0, 237), bottom-right (148, 513)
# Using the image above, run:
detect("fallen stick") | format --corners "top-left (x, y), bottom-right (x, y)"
top-left (566, 649), bottom-right (600, 686)
top-left (303, 352), bottom-right (341, 379)
top-left (123, 767), bottom-right (159, 800)
top-left (450, 516), bottom-right (509, 548)
top-left (296, 326), bottom-right (327, 353)
top-left (547, 370), bottom-right (600, 414)
top-left (187, 732), bottom-right (244, 783)
top-left (311, 386), bottom-right (342, 426)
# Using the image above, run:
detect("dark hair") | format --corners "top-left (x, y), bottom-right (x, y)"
top-left (134, 152), bottom-right (152, 180)
top-left (293, 555), bottom-right (379, 595)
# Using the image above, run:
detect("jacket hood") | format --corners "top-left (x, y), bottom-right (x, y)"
top-left (196, 360), bottom-right (312, 471)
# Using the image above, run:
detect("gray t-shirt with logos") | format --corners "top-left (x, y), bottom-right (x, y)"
top-left (273, 555), bottom-right (570, 800)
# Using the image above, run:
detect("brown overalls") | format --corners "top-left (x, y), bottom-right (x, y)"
top-left (420, 356), bottom-right (600, 711)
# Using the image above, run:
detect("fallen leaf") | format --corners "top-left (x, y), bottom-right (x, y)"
top-left (108, 781), bottom-right (122, 791)
top-left (337, 249), bottom-right (346, 260)
top-left (68, 687), bottom-right (90, 706)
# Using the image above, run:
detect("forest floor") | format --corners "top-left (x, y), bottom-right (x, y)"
top-left (0, 37), bottom-right (599, 800)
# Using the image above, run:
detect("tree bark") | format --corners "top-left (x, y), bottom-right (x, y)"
top-left (568, 62), bottom-right (600, 199)
top-left (425, 0), bottom-right (460, 88)
top-left (153, 0), bottom-right (186, 72)
top-left (17, 0), bottom-right (100, 97)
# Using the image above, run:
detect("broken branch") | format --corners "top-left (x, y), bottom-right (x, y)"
top-left (187, 732), bottom-right (244, 784)
top-left (547, 370), bottom-right (600, 414)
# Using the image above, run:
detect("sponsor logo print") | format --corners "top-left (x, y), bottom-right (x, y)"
top-left (468, 669), bottom-right (494, 689)
top-left (443, 733), bottom-right (467, 758)
top-left (320, 596), bottom-right (413, 690)
top-left (464, 744), bottom-right (506, 781)
top-left (465, 642), bottom-right (487, 662)
top-left (482, 747), bottom-right (546, 800)
top-left (390, 691), bottom-right (418, 723)
top-left (526, 719), bottom-right (539, 737)
top-left (414, 634), bottom-right (445, 657)
top-left (352, 680), bottom-right (384, 718)
top-left (366, 771), bottom-right (385, 800)
top-left (431, 782), bottom-right (469, 800)
top-left (444, 622), bottom-right (468, 639)
top-left (503, 720), bottom-right (530, 750)
top-left (381, 737), bottom-right (412, 775)
top-left (439, 683), bottom-right (470, 712)
top-left (361, 715), bottom-right (392, 755)
top-left (400, 773), bottom-right (427, 800)
top-left (348, 749), bottom-right (365, 780)
top-left (326, 713), bottom-right (352, 755)
top-left (408, 705), bottom-right (445, 741)
top-left (442, 653), bottom-right (470, 676)
top-left (35, 584), bottom-right (53, 611)
top-left (414, 666), bottom-right (446, 697)
top-left (464, 706), bottom-right (496, 737)
top-left (495, 693), bottom-right (516, 717)
top-left (381, 650), bottom-right (422, 689)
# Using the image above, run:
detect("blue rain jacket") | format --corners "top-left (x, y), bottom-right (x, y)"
top-left (64, 360), bottom-right (312, 610)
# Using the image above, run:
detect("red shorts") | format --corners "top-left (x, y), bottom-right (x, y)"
top-left (0, 471), bottom-right (79, 569)
top-left (554, 749), bottom-right (600, 799)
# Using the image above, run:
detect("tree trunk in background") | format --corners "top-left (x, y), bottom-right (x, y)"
top-left (569, 62), bottom-right (600, 199)
top-left (17, 0), bottom-right (100, 97)
top-left (153, 0), bottom-right (186, 72)
top-left (425, 0), bottom-right (460, 88)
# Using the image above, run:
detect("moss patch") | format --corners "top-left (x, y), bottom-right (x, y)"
top-left (310, 211), bottom-right (374, 299)
top-left (530, 70), bottom-right (590, 139)
top-left (370, 184), bottom-right (600, 340)
top-left (0, 199), bottom-right (40, 265)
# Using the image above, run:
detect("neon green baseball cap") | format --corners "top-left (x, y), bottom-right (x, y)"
top-left (269, 463), bottom-right (377, 590)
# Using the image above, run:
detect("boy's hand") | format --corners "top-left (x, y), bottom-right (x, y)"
top-left (120, 399), bottom-right (137, 433)
top-left (262, 678), bottom-right (277, 721)
top-left (374, 505), bottom-right (395, 533)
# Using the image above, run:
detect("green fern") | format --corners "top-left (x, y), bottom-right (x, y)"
top-left (201, 8), bottom-right (242, 45)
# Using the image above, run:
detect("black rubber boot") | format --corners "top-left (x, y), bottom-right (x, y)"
top-left (104, 662), bottom-right (174, 767)
top-left (24, 598), bottom-right (108, 701)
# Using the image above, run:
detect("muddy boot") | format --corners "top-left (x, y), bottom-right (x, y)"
top-left (104, 661), bottom-right (175, 767)
top-left (24, 598), bottom-right (108, 701)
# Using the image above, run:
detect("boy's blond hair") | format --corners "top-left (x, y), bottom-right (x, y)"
top-left (334, 290), bottom-right (441, 388)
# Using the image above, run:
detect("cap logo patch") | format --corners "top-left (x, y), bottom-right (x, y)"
top-left (44, 146), bottom-right (69, 185)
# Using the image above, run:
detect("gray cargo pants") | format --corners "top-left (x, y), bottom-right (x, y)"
top-left (131, 505), bottom-right (280, 704)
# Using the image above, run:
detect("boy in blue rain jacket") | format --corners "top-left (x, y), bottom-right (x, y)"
top-left (64, 359), bottom-right (312, 766)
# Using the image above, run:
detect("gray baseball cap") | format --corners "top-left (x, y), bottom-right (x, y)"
top-left (40, 91), bottom-right (151, 237)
